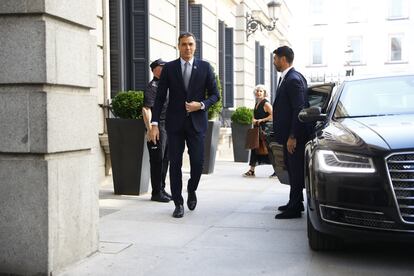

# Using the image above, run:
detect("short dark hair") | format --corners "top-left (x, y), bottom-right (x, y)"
top-left (178, 32), bottom-right (196, 44)
top-left (273, 46), bottom-right (294, 64)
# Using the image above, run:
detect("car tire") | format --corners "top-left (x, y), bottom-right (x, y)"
top-left (307, 212), bottom-right (342, 251)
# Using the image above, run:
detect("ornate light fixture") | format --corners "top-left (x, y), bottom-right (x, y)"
top-left (246, 0), bottom-right (282, 41)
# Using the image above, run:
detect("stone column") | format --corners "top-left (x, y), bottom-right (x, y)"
top-left (0, 1), bottom-right (98, 275)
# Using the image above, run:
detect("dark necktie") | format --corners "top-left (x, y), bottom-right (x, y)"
top-left (277, 76), bottom-right (282, 88)
top-left (183, 62), bottom-right (191, 90)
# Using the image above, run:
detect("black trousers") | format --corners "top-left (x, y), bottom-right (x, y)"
top-left (283, 141), bottom-right (305, 210)
top-left (147, 123), bottom-right (169, 196)
top-left (248, 149), bottom-right (270, 166)
top-left (167, 116), bottom-right (205, 206)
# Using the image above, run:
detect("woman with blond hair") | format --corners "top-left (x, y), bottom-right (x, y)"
top-left (243, 84), bottom-right (273, 177)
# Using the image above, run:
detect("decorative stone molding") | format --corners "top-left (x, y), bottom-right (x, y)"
top-left (99, 134), bottom-right (112, 176)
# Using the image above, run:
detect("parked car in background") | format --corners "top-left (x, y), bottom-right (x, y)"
top-left (297, 73), bottom-right (414, 250)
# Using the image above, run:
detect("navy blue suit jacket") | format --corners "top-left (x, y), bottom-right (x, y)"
top-left (152, 58), bottom-right (219, 133)
top-left (272, 68), bottom-right (309, 144)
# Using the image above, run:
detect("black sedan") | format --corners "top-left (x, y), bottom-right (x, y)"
top-left (279, 74), bottom-right (414, 250)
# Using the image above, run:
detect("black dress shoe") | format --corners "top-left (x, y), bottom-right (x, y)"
top-left (187, 192), bottom-right (197, 211)
top-left (275, 209), bottom-right (302, 219)
top-left (277, 204), bottom-right (289, 211)
top-left (162, 190), bottom-right (172, 200)
top-left (151, 193), bottom-right (170, 203)
top-left (172, 205), bottom-right (184, 218)
top-left (278, 203), bottom-right (304, 212)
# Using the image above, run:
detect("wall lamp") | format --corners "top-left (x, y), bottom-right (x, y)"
top-left (246, 0), bottom-right (281, 41)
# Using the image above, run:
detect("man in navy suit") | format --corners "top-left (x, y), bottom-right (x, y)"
top-left (272, 46), bottom-right (309, 219)
top-left (150, 32), bottom-right (219, 218)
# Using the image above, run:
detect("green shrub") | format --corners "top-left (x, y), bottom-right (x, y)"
top-left (111, 90), bottom-right (144, 119)
top-left (207, 74), bottom-right (223, 120)
top-left (231, 107), bottom-right (253, 125)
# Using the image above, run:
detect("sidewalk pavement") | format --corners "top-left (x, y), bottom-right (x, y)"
top-left (57, 161), bottom-right (414, 276)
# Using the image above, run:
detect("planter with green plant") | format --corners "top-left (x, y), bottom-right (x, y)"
top-left (230, 106), bottom-right (253, 162)
top-left (107, 90), bottom-right (150, 195)
top-left (203, 75), bottom-right (223, 174)
top-left (207, 74), bottom-right (223, 121)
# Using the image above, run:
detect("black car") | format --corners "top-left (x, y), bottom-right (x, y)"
top-left (274, 73), bottom-right (414, 250)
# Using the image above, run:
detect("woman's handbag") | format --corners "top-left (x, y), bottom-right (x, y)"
top-left (245, 126), bottom-right (259, 149)
top-left (256, 128), bottom-right (269, 155)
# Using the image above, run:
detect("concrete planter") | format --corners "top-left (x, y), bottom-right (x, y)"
top-left (231, 122), bottom-right (251, 163)
top-left (106, 118), bottom-right (149, 195)
top-left (202, 120), bottom-right (221, 174)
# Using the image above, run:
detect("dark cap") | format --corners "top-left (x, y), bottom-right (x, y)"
top-left (150, 59), bottom-right (166, 71)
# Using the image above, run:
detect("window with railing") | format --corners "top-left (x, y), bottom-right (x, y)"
top-left (347, 37), bottom-right (363, 64)
top-left (310, 39), bottom-right (324, 65)
top-left (387, 0), bottom-right (408, 20)
top-left (109, 0), bottom-right (149, 97)
top-left (389, 35), bottom-right (404, 62)
top-left (310, 0), bottom-right (328, 24)
top-left (255, 42), bottom-right (265, 85)
top-left (218, 20), bottom-right (234, 108)
top-left (347, 0), bottom-right (366, 23)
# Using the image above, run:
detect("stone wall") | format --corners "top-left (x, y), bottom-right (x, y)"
top-left (0, 0), bottom-right (99, 274)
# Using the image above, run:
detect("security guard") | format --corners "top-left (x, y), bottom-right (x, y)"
top-left (142, 59), bottom-right (171, 202)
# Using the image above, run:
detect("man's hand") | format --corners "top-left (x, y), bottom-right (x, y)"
top-left (149, 125), bottom-right (159, 144)
top-left (287, 136), bottom-right (297, 154)
top-left (185, 101), bottom-right (202, 113)
top-left (145, 125), bottom-right (152, 141)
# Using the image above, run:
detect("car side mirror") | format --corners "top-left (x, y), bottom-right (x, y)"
top-left (298, 106), bottom-right (327, 123)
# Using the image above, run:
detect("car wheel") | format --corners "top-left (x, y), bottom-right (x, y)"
top-left (307, 212), bottom-right (342, 251)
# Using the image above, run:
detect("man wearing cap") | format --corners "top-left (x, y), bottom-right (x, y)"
top-left (142, 58), bottom-right (172, 202)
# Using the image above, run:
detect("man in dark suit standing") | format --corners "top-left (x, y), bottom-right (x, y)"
top-left (150, 32), bottom-right (219, 218)
top-left (272, 46), bottom-right (309, 219)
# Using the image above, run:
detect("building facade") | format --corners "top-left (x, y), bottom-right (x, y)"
top-left (0, 0), bottom-right (291, 274)
top-left (290, 0), bottom-right (414, 84)
top-left (105, 0), bottom-right (292, 118)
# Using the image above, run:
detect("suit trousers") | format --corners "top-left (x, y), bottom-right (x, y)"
top-left (147, 123), bottom-right (169, 196)
top-left (283, 141), bottom-right (305, 210)
top-left (167, 116), bottom-right (205, 205)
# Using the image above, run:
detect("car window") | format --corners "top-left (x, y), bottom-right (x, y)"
top-left (334, 75), bottom-right (414, 118)
top-left (309, 94), bottom-right (325, 107)
top-left (308, 84), bottom-right (335, 112)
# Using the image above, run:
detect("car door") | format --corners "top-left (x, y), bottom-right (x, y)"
top-left (270, 83), bottom-right (335, 184)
